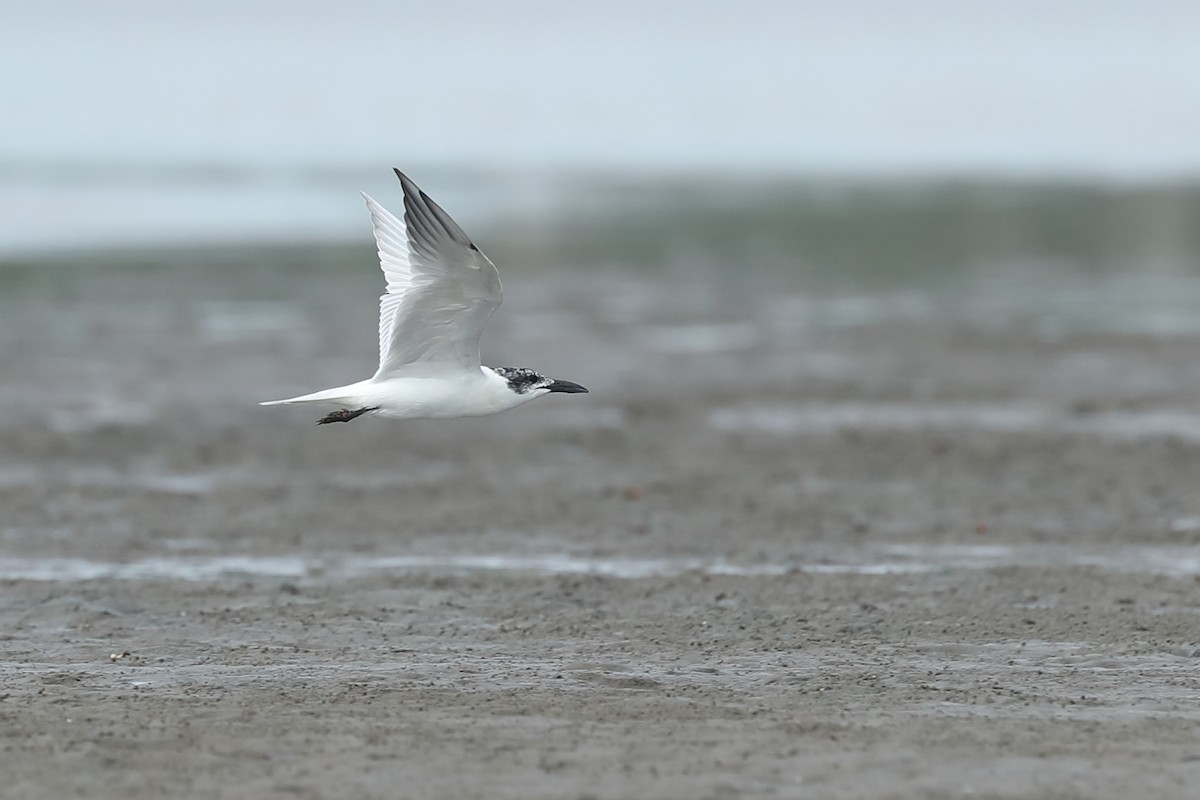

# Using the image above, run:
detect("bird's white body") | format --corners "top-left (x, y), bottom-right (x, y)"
top-left (260, 169), bottom-right (586, 423)
top-left (262, 367), bottom-right (539, 420)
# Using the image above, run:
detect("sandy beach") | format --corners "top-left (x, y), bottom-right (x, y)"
top-left (3, 232), bottom-right (1200, 799)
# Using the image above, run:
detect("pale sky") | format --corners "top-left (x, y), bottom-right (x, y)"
top-left (4, 0), bottom-right (1200, 176)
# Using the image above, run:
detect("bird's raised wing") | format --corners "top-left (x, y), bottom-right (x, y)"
top-left (364, 169), bottom-right (503, 379)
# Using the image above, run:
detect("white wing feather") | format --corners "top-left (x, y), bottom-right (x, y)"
top-left (361, 193), bottom-right (414, 361)
top-left (363, 170), bottom-right (503, 379)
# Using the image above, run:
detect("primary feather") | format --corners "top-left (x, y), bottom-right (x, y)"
top-left (366, 169), bottom-right (502, 378)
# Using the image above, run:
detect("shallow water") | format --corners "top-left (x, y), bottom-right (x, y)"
top-left (7, 540), bottom-right (1200, 584)
top-left (709, 402), bottom-right (1200, 443)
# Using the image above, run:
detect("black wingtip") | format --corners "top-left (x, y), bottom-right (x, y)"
top-left (390, 168), bottom-right (476, 248)
top-left (393, 169), bottom-right (429, 208)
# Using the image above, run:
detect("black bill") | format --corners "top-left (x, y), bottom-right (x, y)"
top-left (546, 379), bottom-right (589, 394)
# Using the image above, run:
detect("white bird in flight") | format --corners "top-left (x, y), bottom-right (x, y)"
top-left (261, 169), bottom-right (588, 424)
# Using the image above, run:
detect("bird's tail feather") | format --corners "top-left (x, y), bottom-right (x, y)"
top-left (259, 385), bottom-right (358, 407)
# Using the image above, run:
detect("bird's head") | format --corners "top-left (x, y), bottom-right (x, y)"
top-left (491, 366), bottom-right (588, 397)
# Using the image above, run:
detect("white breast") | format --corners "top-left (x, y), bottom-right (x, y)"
top-left (361, 367), bottom-right (535, 420)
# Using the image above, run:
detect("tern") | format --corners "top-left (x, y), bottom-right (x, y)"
top-left (261, 169), bottom-right (588, 424)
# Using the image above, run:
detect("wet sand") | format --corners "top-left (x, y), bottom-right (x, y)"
top-left (4, 246), bottom-right (1200, 798)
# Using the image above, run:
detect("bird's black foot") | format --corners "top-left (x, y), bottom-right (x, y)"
top-left (316, 406), bottom-right (380, 425)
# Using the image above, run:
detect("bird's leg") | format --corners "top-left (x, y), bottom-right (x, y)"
top-left (316, 407), bottom-right (380, 425)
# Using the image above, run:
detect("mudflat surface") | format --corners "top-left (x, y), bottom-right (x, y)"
top-left (3, 247), bottom-right (1200, 799)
